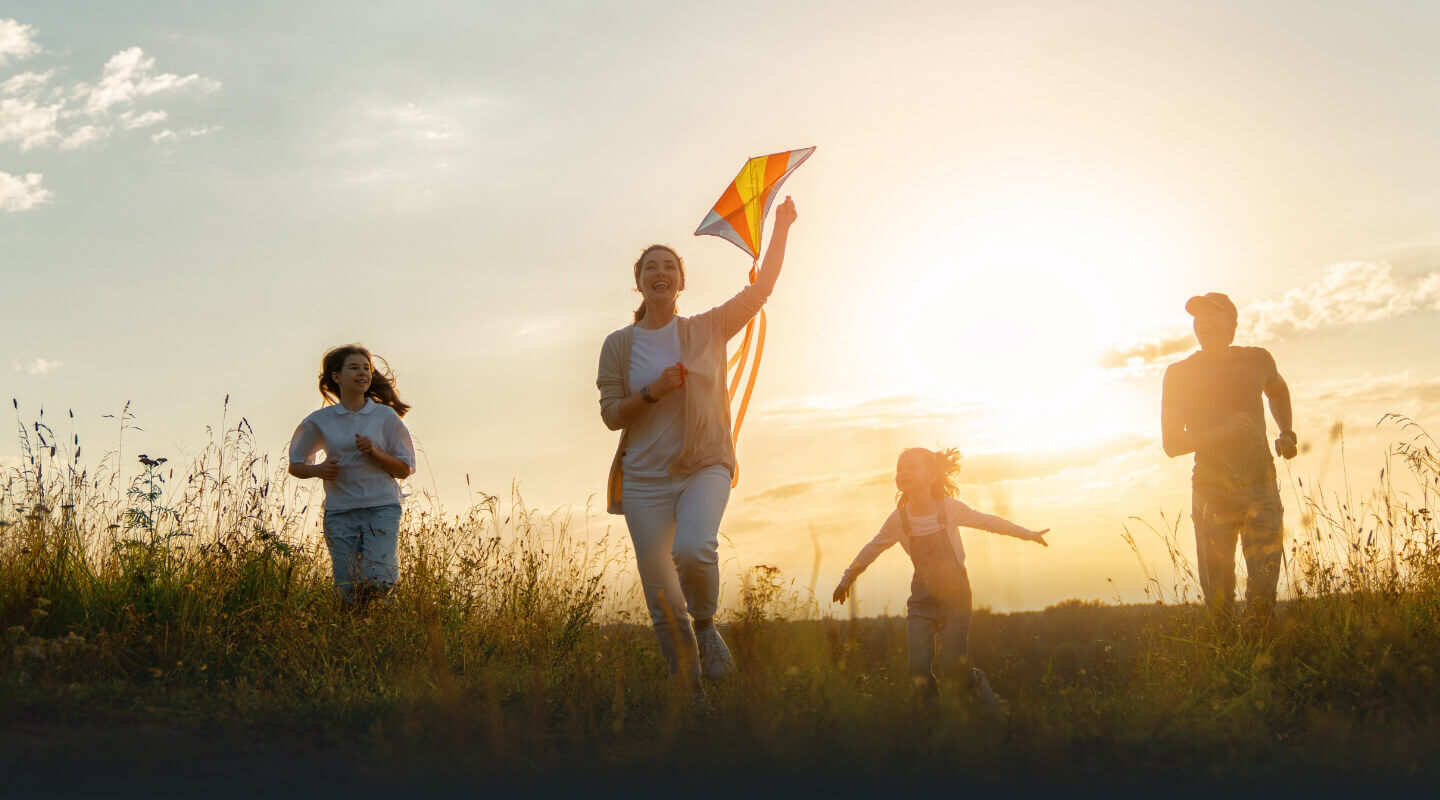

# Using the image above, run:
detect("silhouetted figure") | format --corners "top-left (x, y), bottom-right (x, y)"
top-left (832, 447), bottom-right (1049, 709)
top-left (1162, 294), bottom-right (1298, 619)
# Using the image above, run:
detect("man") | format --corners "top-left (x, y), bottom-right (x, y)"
top-left (1162, 292), bottom-right (1298, 617)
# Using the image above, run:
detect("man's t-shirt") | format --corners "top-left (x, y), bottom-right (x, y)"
top-left (1163, 346), bottom-right (1278, 490)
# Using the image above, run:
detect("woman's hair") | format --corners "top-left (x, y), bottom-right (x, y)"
top-left (896, 446), bottom-right (963, 508)
top-left (318, 344), bottom-right (411, 418)
top-left (632, 244), bottom-right (685, 323)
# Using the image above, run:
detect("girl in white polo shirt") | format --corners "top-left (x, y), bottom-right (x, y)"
top-left (832, 447), bottom-right (1049, 708)
top-left (288, 344), bottom-right (416, 606)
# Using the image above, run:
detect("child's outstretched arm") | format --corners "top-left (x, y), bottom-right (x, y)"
top-left (832, 518), bottom-right (900, 603)
top-left (947, 498), bottom-right (1049, 545)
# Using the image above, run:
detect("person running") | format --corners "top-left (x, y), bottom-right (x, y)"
top-left (832, 447), bottom-right (1049, 709)
top-left (289, 344), bottom-right (416, 606)
top-left (596, 197), bottom-right (798, 696)
top-left (1162, 292), bottom-right (1298, 619)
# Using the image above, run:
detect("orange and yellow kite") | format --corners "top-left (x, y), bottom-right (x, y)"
top-left (694, 146), bottom-right (815, 486)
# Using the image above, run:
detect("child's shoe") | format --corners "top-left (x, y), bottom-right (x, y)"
top-left (971, 667), bottom-right (999, 714)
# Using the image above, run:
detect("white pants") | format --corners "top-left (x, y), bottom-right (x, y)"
top-left (621, 464), bottom-right (731, 681)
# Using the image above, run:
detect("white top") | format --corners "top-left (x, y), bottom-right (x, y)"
top-left (288, 399), bottom-right (417, 512)
top-left (623, 318), bottom-right (685, 478)
top-left (838, 497), bottom-right (1041, 587)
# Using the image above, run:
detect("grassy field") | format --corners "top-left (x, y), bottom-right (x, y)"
top-left (4, 404), bottom-right (1440, 794)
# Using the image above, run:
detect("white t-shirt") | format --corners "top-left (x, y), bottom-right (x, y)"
top-left (623, 318), bottom-right (685, 478)
top-left (905, 512), bottom-right (944, 537)
top-left (288, 399), bottom-right (417, 511)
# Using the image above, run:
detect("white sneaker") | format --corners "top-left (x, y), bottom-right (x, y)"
top-left (696, 625), bottom-right (734, 680)
top-left (971, 667), bottom-right (999, 714)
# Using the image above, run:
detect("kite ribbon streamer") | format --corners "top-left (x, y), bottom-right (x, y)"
top-left (696, 146), bottom-right (814, 488)
top-left (725, 264), bottom-right (766, 488)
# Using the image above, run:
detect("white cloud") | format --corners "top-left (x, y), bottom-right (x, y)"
top-left (0, 27), bottom-right (219, 159)
top-left (118, 108), bottom-right (166, 129)
top-left (0, 170), bottom-right (51, 212)
top-left (373, 101), bottom-right (457, 142)
top-left (13, 357), bottom-right (63, 375)
top-left (1248, 261), bottom-right (1440, 340)
top-left (151, 124), bottom-right (219, 143)
top-left (0, 19), bottom-right (40, 66)
top-left (75, 46), bottom-right (219, 116)
top-left (58, 124), bottom-right (109, 150)
top-left (0, 93), bottom-right (62, 150)
top-left (2, 68), bottom-right (51, 95)
top-left (1104, 261), bottom-right (1440, 370)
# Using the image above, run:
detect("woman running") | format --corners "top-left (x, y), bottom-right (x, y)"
top-left (596, 197), bottom-right (798, 697)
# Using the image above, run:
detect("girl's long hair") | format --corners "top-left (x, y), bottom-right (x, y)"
top-left (318, 344), bottom-right (411, 417)
top-left (896, 446), bottom-right (962, 508)
top-left (632, 244), bottom-right (686, 323)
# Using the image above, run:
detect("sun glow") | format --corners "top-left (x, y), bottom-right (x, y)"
top-left (847, 177), bottom-right (1193, 455)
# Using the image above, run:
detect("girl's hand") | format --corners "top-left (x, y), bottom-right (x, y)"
top-left (649, 362), bottom-right (687, 398)
top-left (356, 434), bottom-right (385, 459)
top-left (316, 456), bottom-right (340, 480)
top-left (1032, 529), bottom-right (1050, 547)
top-left (774, 195), bottom-right (797, 229)
top-left (832, 582), bottom-right (849, 604)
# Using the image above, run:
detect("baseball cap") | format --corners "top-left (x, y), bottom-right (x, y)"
top-left (1185, 292), bottom-right (1238, 320)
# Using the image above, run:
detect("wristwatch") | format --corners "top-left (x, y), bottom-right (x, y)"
top-left (641, 385), bottom-right (659, 404)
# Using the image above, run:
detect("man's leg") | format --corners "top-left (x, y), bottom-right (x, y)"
top-left (1241, 480), bottom-right (1285, 618)
top-left (1194, 488), bottom-right (1242, 615)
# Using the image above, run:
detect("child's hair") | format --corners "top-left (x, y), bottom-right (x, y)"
top-left (317, 344), bottom-right (411, 417)
top-left (632, 244), bottom-right (686, 323)
top-left (896, 446), bottom-right (962, 508)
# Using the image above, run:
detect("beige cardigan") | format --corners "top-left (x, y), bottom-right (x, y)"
top-left (597, 283), bottom-right (769, 514)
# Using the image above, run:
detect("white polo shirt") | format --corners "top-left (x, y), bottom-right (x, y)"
top-left (288, 399), bottom-right (416, 511)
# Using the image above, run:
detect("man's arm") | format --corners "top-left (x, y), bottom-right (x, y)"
top-left (1264, 364), bottom-right (1297, 459)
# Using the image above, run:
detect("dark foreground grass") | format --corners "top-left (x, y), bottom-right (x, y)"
top-left (4, 407), bottom-right (1440, 795)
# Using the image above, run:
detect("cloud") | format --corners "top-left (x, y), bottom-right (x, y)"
top-left (118, 109), bottom-right (166, 129)
top-left (0, 83), bottom-right (63, 150)
top-left (1248, 261), bottom-right (1440, 339)
top-left (0, 170), bottom-right (51, 212)
top-left (0, 18), bottom-right (40, 66)
top-left (150, 124), bottom-right (219, 143)
top-left (74, 46), bottom-right (219, 116)
top-left (1104, 261), bottom-right (1440, 370)
top-left (1100, 332), bottom-right (1194, 371)
top-left (0, 24), bottom-right (219, 158)
top-left (58, 124), bottom-right (108, 150)
top-left (13, 357), bottom-right (62, 375)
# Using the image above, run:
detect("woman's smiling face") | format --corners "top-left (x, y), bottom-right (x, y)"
top-left (636, 247), bottom-right (683, 307)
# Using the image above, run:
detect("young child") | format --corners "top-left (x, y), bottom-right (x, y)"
top-left (832, 447), bottom-right (1049, 708)
top-left (288, 344), bottom-right (416, 606)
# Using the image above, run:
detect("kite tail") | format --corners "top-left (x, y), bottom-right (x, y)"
top-left (727, 262), bottom-right (767, 488)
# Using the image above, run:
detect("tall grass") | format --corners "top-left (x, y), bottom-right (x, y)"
top-left (4, 400), bottom-right (1440, 782)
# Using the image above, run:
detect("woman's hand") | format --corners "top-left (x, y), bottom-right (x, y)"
top-left (649, 362), bottom-right (687, 398)
top-left (1032, 529), bottom-right (1050, 547)
top-left (832, 581), bottom-right (850, 604)
top-left (774, 195), bottom-right (797, 229)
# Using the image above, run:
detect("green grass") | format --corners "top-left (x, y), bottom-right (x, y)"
top-left (4, 403), bottom-right (1440, 789)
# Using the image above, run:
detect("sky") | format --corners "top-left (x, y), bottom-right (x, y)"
top-left (6, 1), bottom-right (1440, 614)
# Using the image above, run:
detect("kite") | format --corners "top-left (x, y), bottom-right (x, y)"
top-left (694, 146), bottom-right (814, 487)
